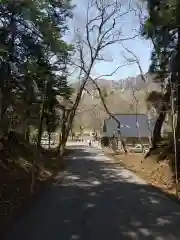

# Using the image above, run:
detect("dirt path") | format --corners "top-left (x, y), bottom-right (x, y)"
top-left (7, 144), bottom-right (180, 239)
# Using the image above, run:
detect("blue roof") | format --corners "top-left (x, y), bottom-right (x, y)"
top-left (103, 114), bottom-right (155, 138)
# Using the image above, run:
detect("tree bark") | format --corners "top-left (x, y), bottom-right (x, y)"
top-left (174, 27), bottom-right (180, 180)
top-left (25, 119), bottom-right (30, 142)
top-left (48, 131), bottom-right (51, 149)
top-left (145, 85), bottom-right (170, 158)
top-left (57, 108), bottom-right (67, 152)
top-left (31, 80), bottom-right (46, 194)
top-left (58, 81), bottom-right (87, 156)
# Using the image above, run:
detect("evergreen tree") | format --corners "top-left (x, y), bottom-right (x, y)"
top-left (0, 0), bottom-right (73, 139)
top-left (143, 1), bottom-right (180, 169)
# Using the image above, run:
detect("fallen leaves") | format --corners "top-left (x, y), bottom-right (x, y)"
top-left (109, 151), bottom-right (178, 198)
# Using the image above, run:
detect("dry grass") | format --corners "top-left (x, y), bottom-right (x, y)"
top-left (104, 148), bottom-right (179, 198)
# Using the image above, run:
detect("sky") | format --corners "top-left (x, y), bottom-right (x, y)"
top-left (64, 0), bottom-right (152, 81)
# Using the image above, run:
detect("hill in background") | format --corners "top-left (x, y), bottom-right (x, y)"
top-left (71, 73), bottom-right (160, 132)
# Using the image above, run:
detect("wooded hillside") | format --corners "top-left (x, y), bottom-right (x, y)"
top-left (73, 73), bottom-right (160, 131)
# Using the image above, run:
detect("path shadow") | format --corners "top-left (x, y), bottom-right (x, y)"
top-left (7, 145), bottom-right (180, 240)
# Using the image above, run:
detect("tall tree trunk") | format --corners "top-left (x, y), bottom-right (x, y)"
top-left (145, 85), bottom-right (170, 158)
top-left (31, 81), bottom-right (46, 194)
top-left (57, 108), bottom-right (67, 153)
top-left (153, 113), bottom-right (165, 146)
top-left (174, 26), bottom-right (180, 180)
top-left (30, 109), bottom-right (44, 194)
top-left (58, 81), bottom-right (87, 156)
top-left (25, 125), bottom-right (30, 142)
top-left (25, 115), bottom-right (31, 142)
top-left (25, 87), bottom-right (32, 142)
top-left (48, 131), bottom-right (51, 149)
top-left (70, 127), bottom-right (73, 140)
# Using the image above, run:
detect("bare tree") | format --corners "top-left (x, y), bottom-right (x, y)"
top-left (121, 44), bottom-right (156, 151)
top-left (121, 44), bottom-right (172, 160)
top-left (129, 81), bottom-right (145, 152)
top-left (58, 0), bottom-right (137, 156)
top-left (132, 2), bottom-right (172, 157)
top-left (90, 76), bottom-right (128, 152)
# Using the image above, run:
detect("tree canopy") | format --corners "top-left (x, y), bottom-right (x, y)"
top-left (0, 0), bottom-right (73, 137)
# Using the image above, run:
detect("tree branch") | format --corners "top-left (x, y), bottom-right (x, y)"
top-left (89, 75), bottom-right (127, 153)
top-left (121, 43), bottom-right (146, 82)
top-left (93, 62), bottom-right (134, 81)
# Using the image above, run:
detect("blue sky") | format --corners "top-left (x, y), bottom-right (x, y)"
top-left (65, 0), bottom-right (152, 81)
